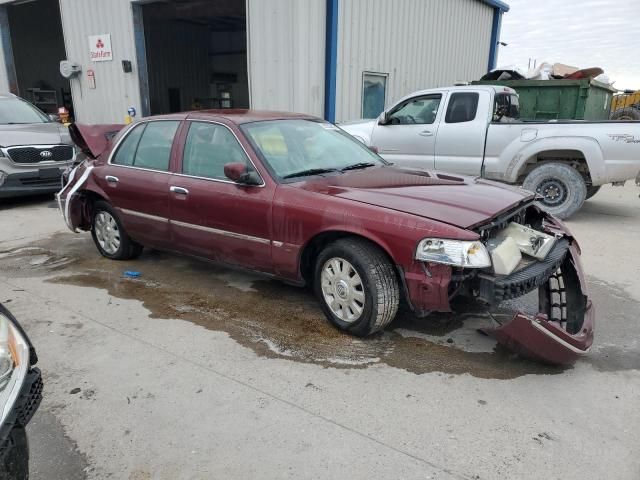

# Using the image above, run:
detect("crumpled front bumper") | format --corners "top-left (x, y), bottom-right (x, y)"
top-left (403, 219), bottom-right (594, 365)
top-left (485, 242), bottom-right (594, 364)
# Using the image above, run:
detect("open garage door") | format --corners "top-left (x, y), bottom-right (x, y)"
top-left (7, 0), bottom-right (74, 119)
top-left (139, 0), bottom-right (249, 115)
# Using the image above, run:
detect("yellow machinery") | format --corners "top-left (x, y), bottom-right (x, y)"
top-left (610, 90), bottom-right (640, 120)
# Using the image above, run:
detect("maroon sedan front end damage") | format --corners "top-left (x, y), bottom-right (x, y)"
top-left (478, 212), bottom-right (594, 364)
top-left (403, 207), bottom-right (594, 365)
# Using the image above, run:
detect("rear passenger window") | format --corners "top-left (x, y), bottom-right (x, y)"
top-left (134, 121), bottom-right (179, 171)
top-left (445, 92), bottom-right (479, 123)
top-left (112, 124), bottom-right (144, 166)
top-left (182, 122), bottom-right (249, 180)
top-left (112, 121), bottom-right (179, 171)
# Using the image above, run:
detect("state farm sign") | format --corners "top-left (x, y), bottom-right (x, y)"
top-left (88, 34), bottom-right (113, 62)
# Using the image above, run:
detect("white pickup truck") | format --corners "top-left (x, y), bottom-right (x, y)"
top-left (341, 85), bottom-right (640, 218)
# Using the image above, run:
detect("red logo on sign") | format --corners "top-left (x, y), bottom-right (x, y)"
top-left (96, 39), bottom-right (104, 49)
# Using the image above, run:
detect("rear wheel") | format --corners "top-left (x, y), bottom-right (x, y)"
top-left (91, 200), bottom-right (143, 260)
top-left (523, 163), bottom-right (587, 219)
top-left (314, 238), bottom-right (399, 337)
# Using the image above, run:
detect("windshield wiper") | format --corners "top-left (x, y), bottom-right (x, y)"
top-left (282, 168), bottom-right (339, 179)
top-left (340, 162), bottom-right (376, 172)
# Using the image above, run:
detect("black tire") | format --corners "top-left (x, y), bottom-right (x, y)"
top-left (91, 200), bottom-right (143, 260)
top-left (314, 238), bottom-right (399, 337)
top-left (610, 107), bottom-right (640, 120)
top-left (585, 185), bottom-right (601, 200)
top-left (522, 163), bottom-right (587, 219)
top-left (0, 427), bottom-right (28, 480)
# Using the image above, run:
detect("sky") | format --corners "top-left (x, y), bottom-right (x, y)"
top-left (497, 0), bottom-right (640, 90)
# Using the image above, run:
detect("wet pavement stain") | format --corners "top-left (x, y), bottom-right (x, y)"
top-left (2, 232), bottom-right (638, 378)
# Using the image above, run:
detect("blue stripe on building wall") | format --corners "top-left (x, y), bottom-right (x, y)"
top-left (0, 6), bottom-right (17, 94)
top-left (487, 8), bottom-right (503, 72)
top-left (324, 0), bottom-right (338, 122)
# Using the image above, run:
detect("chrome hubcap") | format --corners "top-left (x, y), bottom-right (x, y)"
top-left (94, 211), bottom-right (121, 255)
top-left (321, 257), bottom-right (365, 323)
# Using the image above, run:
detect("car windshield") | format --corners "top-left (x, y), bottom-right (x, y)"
top-left (0, 97), bottom-right (50, 124)
top-left (241, 119), bottom-right (386, 180)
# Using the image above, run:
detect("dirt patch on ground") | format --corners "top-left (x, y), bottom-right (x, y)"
top-left (0, 232), bottom-right (574, 378)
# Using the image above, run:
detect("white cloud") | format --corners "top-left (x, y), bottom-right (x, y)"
top-left (497, 0), bottom-right (640, 90)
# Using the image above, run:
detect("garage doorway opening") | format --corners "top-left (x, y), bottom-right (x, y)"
top-left (7, 0), bottom-right (73, 119)
top-left (139, 0), bottom-right (249, 115)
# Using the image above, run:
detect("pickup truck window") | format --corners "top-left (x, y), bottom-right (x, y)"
top-left (387, 95), bottom-right (441, 125)
top-left (445, 92), bottom-right (479, 123)
top-left (493, 93), bottom-right (520, 122)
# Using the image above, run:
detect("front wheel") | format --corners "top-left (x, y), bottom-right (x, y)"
top-left (91, 200), bottom-right (143, 260)
top-left (314, 238), bottom-right (399, 337)
top-left (522, 163), bottom-right (587, 219)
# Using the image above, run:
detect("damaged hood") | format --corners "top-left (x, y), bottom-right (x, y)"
top-left (0, 122), bottom-right (70, 147)
top-left (69, 123), bottom-right (124, 159)
top-left (296, 167), bottom-right (535, 229)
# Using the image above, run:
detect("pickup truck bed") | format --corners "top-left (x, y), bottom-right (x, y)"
top-left (341, 85), bottom-right (640, 218)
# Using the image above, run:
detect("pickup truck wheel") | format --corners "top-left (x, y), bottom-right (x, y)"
top-left (314, 238), bottom-right (399, 337)
top-left (523, 163), bottom-right (587, 219)
top-left (91, 201), bottom-right (143, 260)
top-left (586, 185), bottom-right (601, 200)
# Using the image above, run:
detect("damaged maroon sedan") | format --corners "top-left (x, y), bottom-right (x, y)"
top-left (57, 111), bottom-right (594, 364)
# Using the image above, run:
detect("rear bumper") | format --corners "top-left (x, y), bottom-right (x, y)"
top-left (598, 160), bottom-right (640, 185)
top-left (0, 169), bottom-right (64, 198)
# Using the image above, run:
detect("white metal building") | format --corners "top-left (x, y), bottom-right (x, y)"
top-left (0, 0), bottom-right (508, 124)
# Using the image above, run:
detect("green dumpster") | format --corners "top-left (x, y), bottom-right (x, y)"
top-left (472, 79), bottom-right (617, 120)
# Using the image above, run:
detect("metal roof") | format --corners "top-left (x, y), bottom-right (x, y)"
top-left (479, 0), bottom-right (510, 12)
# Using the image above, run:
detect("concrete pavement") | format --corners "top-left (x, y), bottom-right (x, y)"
top-left (1, 185), bottom-right (639, 479)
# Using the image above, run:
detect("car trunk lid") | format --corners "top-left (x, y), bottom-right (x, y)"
top-left (69, 123), bottom-right (124, 159)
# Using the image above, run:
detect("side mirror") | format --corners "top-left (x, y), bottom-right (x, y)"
top-left (224, 162), bottom-right (261, 185)
top-left (378, 111), bottom-right (388, 125)
top-left (368, 145), bottom-right (379, 154)
top-left (48, 114), bottom-right (60, 122)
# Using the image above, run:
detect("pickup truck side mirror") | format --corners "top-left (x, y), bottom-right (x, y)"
top-left (224, 162), bottom-right (261, 186)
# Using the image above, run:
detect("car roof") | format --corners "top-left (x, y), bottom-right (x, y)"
top-left (0, 93), bottom-right (17, 99)
top-left (145, 109), bottom-right (322, 125)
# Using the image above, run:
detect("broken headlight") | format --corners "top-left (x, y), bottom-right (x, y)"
top-left (0, 312), bottom-right (30, 423)
top-left (416, 239), bottom-right (491, 268)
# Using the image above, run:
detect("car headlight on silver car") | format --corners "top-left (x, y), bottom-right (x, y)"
top-left (0, 312), bottom-right (30, 422)
top-left (416, 238), bottom-right (491, 268)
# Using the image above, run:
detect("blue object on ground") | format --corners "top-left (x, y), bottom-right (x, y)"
top-left (124, 271), bottom-right (141, 278)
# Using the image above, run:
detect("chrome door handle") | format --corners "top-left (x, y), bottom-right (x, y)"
top-left (105, 175), bottom-right (119, 183)
top-left (419, 130), bottom-right (434, 137)
top-left (170, 186), bottom-right (189, 195)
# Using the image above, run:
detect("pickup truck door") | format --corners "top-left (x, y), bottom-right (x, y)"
top-left (434, 90), bottom-right (491, 176)
top-left (370, 94), bottom-right (443, 168)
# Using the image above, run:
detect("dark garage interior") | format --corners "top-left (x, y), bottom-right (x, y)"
top-left (7, 0), bottom-right (73, 116)
top-left (141, 0), bottom-right (249, 115)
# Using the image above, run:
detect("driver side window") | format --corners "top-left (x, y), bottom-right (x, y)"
top-left (387, 95), bottom-right (442, 125)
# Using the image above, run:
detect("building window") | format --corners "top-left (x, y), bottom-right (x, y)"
top-left (361, 72), bottom-right (387, 119)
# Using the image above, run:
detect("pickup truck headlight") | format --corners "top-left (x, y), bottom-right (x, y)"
top-left (0, 312), bottom-right (30, 423)
top-left (416, 239), bottom-right (491, 268)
